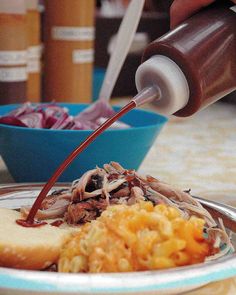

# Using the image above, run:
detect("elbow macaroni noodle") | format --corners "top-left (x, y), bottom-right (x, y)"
top-left (59, 201), bottom-right (212, 273)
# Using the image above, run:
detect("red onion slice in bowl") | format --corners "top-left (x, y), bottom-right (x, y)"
top-left (0, 102), bottom-right (131, 130)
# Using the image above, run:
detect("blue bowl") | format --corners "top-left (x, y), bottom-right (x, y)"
top-left (0, 103), bottom-right (167, 183)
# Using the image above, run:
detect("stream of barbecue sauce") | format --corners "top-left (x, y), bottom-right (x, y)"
top-left (16, 101), bottom-right (136, 227)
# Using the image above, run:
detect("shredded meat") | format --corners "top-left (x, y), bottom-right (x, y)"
top-left (22, 162), bottom-right (234, 261)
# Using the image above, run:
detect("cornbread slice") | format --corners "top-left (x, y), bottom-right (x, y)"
top-left (0, 208), bottom-right (73, 270)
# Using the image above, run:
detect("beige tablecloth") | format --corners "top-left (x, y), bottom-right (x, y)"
top-left (0, 101), bottom-right (236, 294)
top-left (142, 102), bottom-right (236, 294)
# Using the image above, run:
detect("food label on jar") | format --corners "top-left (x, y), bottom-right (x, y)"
top-left (230, 5), bottom-right (236, 13)
top-left (28, 45), bottom-right (42, 59)
top-left (0, 67), bottom-right (27, 82)
top-left (0, 50), bottom-right (27, 66)
top-left (52, 26), bottom-right (94, 41)
top-left (72, 49), bottom-right (94, 64)
top-left (27, 59), bottom-right (41, 73)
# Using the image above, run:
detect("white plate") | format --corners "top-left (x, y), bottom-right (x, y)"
top-left (0, 184), bottom-right (236, 295)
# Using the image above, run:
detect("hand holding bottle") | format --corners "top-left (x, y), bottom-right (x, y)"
top-left (170, 0), bottom-right (236, 28)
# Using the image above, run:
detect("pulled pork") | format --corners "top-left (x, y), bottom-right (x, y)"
top-left (21, 162), bottom-right (219, 228)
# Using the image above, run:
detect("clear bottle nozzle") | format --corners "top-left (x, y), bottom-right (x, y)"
top-left (132, 86), bottom-right (161, 107)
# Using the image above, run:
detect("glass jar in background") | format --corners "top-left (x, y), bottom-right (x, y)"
top-left (0, 0), bottom-right (27, 105)
top-left (26, 0), bottom-right (41, 103)
top-left (43, 0), bottom-right (95, 103)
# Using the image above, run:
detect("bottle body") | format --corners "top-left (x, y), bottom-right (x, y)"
top-left (136, 4), bottom-right (236, 116)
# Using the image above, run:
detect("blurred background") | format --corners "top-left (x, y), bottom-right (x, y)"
top-left (0, 0), bottom-right (235, 105)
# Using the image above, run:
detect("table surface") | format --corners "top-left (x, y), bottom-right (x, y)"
top-left (0, 101), bottom-right (236, 294)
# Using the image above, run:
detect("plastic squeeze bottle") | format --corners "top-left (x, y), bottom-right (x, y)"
top-left (135, 3), bottom-right (236, 117)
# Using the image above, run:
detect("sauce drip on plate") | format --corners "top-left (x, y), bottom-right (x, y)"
top-left (16, 219), bottom-right (47, 227)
